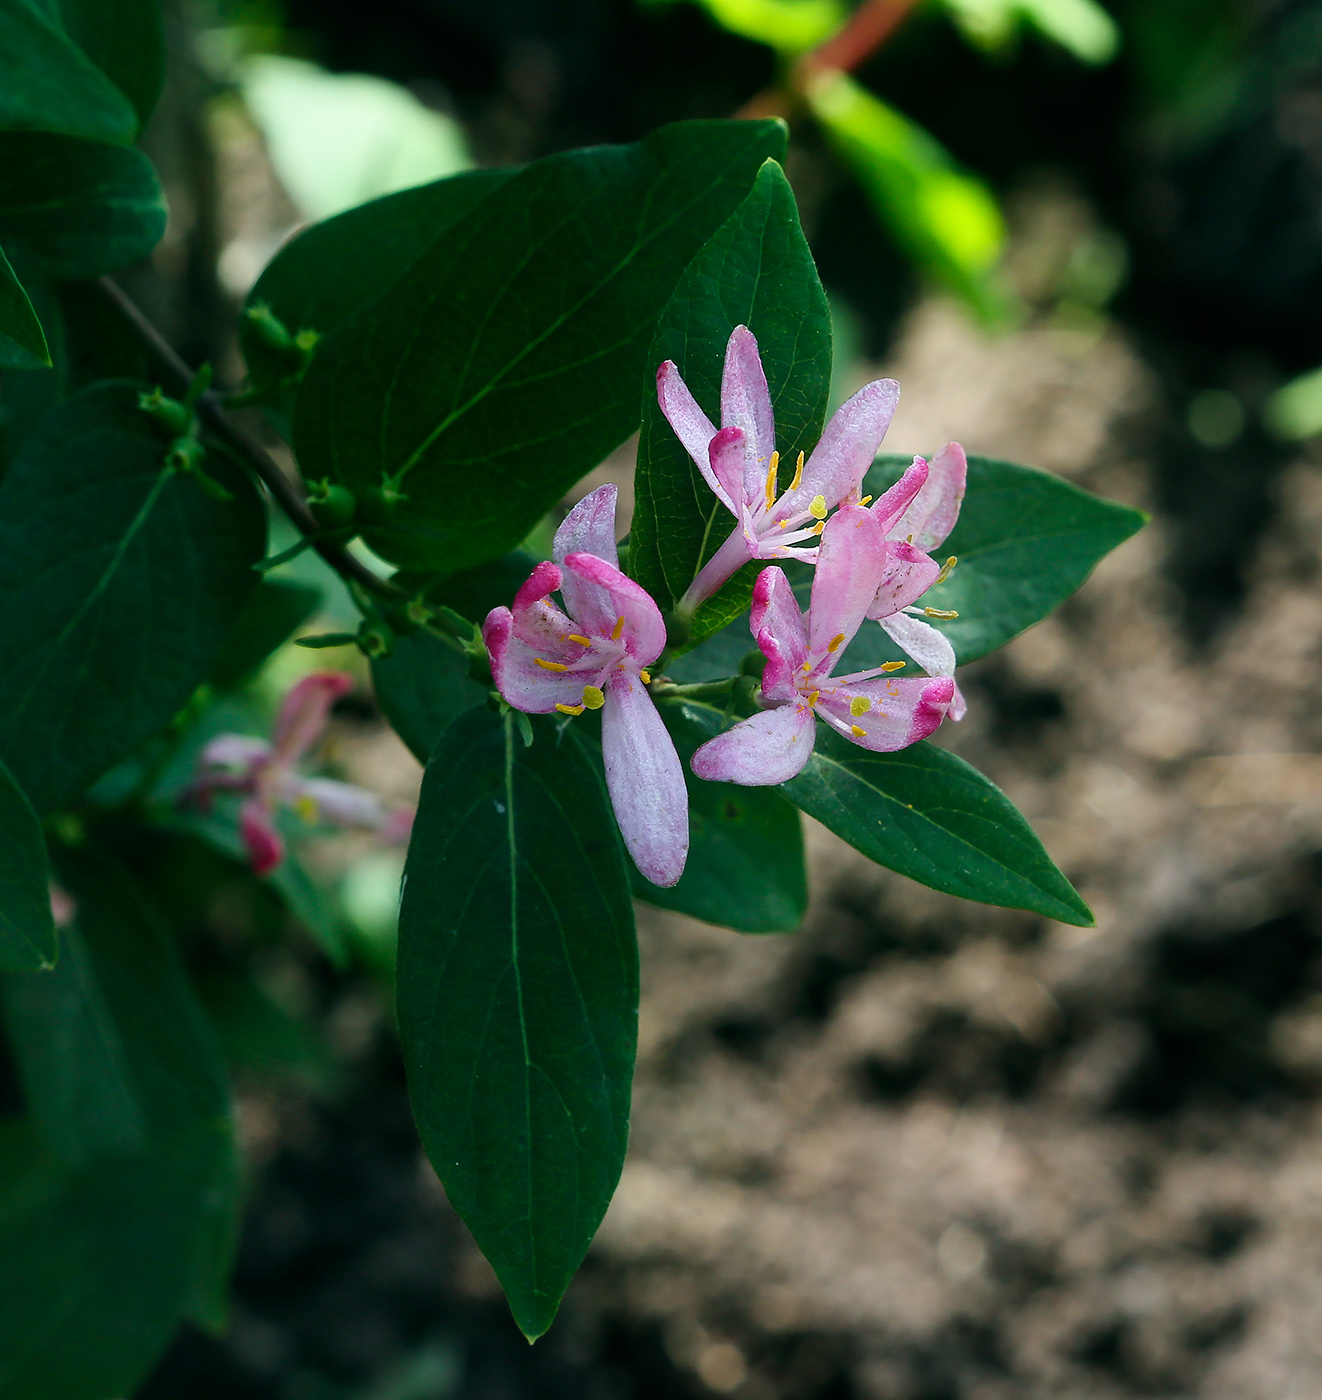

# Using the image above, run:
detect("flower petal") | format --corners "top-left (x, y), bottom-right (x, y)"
top-left (807, 504), bottom-right (888, 664)
top-left (880, 611), bottom-right (956, 677)
top-left (602, 670), bottom-right (688, 887)
top-left (680, 522), bottom-right (755, 614)
top-left (272, 672), bottom-right (353, 766)
top-left (870, 455), bottom-right (929, 533)
top-left (867, 540), bottom-right (941, 621)
top-left (751, 565), bottom-right (807, 670)
top-left (708, 425), bottom-right (749, 512)
top-left (198, 733), bottom-right (270, 778)
top-left (720, 325), bottom-right (776, 499)
top-left (656, 360), bottom-right (727, 509)
top-left (240, 797), bottom-right (285, 876)
top-left (775, 377), bottom-right (899, 521)
top-left (554, 482), bottom-right (619, 570)
top-left (508, 560), bottom-right (580, 657)
top-left (890, 441), bottom-right (966, 551)
top-left (816, 675), bottom-right (954, 752)
top-left (690, 702), bottom-right (816, 786)
top-left (561, 553), bottom-right (667, 662)
top-left (484, 607), bottom-right (593, 713)
top-left (288, 776), bottom-right (389, 828)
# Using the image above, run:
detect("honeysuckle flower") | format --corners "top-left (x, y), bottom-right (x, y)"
top-left (190, 671), bottom-right (413, 876)
top-left (657, 325), bottom-right (899, 613)
top-left (482, 484), bottom-right (688, 888)
top-left (691, 503), bottom-right (956, 787)
top-left (864, 441), bottom-right (969, 721)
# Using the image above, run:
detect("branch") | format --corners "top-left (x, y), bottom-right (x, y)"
top-left (96, 276), bottom-right (402, 603)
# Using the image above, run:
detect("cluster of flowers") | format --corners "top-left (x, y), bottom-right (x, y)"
top-left (485, 327), bottom-right (967, 889)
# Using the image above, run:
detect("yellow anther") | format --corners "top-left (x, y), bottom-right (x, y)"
top-left (809, 494), bottom-right (827, 520)
top-left (850, 695), bottom-right (872, 716)
top-left (935, 555), bottom-right (958, 584)
top-left (568, 633), bottom-right (592, 646)
top-left (535, 657), bottom-right (569, 672)
top-left (555, 702), bottom-right (585, 716)
top-left (581, 684), bottom-right (605, 710)
top-left (859, 495), bottom-right (873, 507)
top-left (809, 521), bottom-right (824, 535)
top-left (610, 615), bottom-right (625, 641)
top-left (850, 725), bottom-right (867, 738)
top-left (295, 794), bottom-right (318, 824)
top-left (807, 690), bottom-right (820, 706)
top-left (924, 607), bottom-right (959, 619)
top-left (827, 633), bottom-right (845, 653)
top-left (640, 669), bottom-right (652, 685)
top-left (881, 660), bottom-right (906, 672)
top-left (764, 451), bottom-right (780, 510)
top-left (802, 662), bottom-right (812, 673)
top-left (790, 450), bottom-right (805, 491)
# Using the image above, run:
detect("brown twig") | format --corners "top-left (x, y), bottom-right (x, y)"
top-left (734, 0), bottom-right (924, 120)
top-left (96, 275), bottom-right (401, 603)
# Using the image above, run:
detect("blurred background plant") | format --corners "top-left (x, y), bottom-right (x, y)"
top-left (14, 0), bottom-right (1322, 1396)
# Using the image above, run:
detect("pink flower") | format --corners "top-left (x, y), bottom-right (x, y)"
top-left (482, 484), bottom-right (688, 888)
top-left (691, 504), bottom-right (956, 786)
top-left (657, 325), bottom-right (899, 613)
top-left (191, 672), bottom-right (412, 876)
top-left (863, 441), bottom-right (969, 720)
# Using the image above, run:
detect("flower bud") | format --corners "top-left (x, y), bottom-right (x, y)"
top-left (306, 480), bottom-right (357, 529)
top-left (138, 387), bottom-right (193, 439)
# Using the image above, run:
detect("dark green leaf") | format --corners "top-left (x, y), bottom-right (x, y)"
top-left (242, 167), bottom-right (516, 392)
top-left (0, 758), bottom-right (55, 971)
top-left (838, 452), bottom-right (1147, 672)
top-left (0, 0), bottom-right (138, 144)
top-left (633, 700), bottom-right (806, 932)
top-left (371, 628), bottom-right (485, 763)
top-left (209, 577), bottom-right (322, 689)
top-left (0, 246), bottom-right (49, 369)
top-left (631, 158), bottom-right (832, 641)
top-left (781, 725), bottom-right (1092, 925)
top-left (0, 381), bottom-right (264, 812)
top-left (294, 118), bottom-right (788, 575)
top-left (398, 707), bottom-right (637, 1339)
top-left (0, 132), bottom-right (167, 278)
top-left (0, 845), bottom-right (239, 1396)
top-left (56, 0), bottom-right (165, 128)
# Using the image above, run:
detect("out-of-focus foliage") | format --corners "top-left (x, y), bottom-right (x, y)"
top-left (942, 0), bottom-right (1119, 65)
top-left (643, 0), bottom-right (845, 54)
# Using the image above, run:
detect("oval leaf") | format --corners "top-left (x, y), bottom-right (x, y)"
top-left (0, 381), bottom-right (264, 812)
top-left (397, 706), bottom-right (637, 1340)
top-left (293, 118), bottom-right (787, 575)
top-left (0, 132), bottom-right (167, 278)
top-left (781, 723), bottom-right (1093, 925)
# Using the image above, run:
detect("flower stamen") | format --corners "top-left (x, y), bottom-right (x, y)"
top-left (535, 657), bottom-right (569, 672)
top-left (827, 633), bottom-right (846, 653)
top-left (935, 556), bottom-right (958, 584)
top-left (924, 607), bottom-right (959, 619)
top-left (555, 702), bottom-right (585, 716)
top-left (882, 660), bottom-right (906, 672)
top-left (568, 633), bottom-right (592, 646)
top-left (764, 451), bottom-right (780, 510)
top-left (790, 450), bottom-right (805, 491)
top-left (850, 725), bottom-right (867, 738)
top-left (610, 615), bottom-right (625, 641)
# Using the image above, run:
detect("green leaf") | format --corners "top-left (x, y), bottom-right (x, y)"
top-left (397, 706), bottom-right (637, 1339)
top-left (209, 577), bottom-right (323, 689)
top-left (371, 628), bottom-right (485, 762)
top-left (831, 452), bottom-right (1148, 674)
top-left (0, 245), bottom-right (49, 369)
top-left (0, 381), bottom-right (264, 813)
top-left (631, 157), bottom-right (832, 642)
top-left (0, 845), bottom-right (239, 1396)
top-left (0, 758), bottom-right (55, 971)
top-left (659, 0), bottom-right (846, 53)
top-left (243, 167), bottom-right (516, 393)
top-left (0, 0), bottom-right (138, 144)
top-left (805, 71), bottom-right (1007, 321)
top-left (55, 0), bottom-right (165, 127)
top-left (0, 132), bottom-right (167, 278)
top-left (780, 724), bottom-right (1092, 924)
top-left (293, 118), bottom-right (788, 576)
top-left (634, 701), bottom-right (806, 932)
